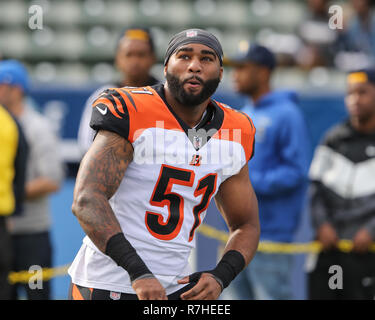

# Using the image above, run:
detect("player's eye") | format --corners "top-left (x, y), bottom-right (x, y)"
top-left (202, 56), bottom-right (213, 62)
top-left (178, 54), bottom-right (190, 60)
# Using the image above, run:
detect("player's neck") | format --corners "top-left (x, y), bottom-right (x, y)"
top-left (164, 84), bottom-right (210, 128)
top-left (121, 75), bottom-right (150, 88)
top-left (250, 85), bottom-right (270, 105)
top-left (351, 115), bottom-right (375, 134)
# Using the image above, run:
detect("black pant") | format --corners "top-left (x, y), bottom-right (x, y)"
top-left (0, 217), bottom-right (12, 300)
top-left (68, 282), bottom-right (196, 300)
top-left (308, 249), bottom-right (375, 300)
top-left (11, 231), bottom-right (52, 300)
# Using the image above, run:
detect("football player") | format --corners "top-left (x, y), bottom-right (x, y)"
top-left (68, 29), bottom-right (260, 300)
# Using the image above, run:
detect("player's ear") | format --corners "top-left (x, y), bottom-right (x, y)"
top-left (219, 67), bottom-right (223, 81)
top-left (164, 65), bottom-right (168, 77)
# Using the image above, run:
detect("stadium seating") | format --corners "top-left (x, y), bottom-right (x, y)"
top-left (0, 0), bottom-right (347, 90)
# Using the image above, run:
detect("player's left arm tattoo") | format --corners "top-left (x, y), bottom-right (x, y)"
top-left (214, 164), bottom-right (260, 266)
top-left (71, 130), bottom-right (134, 252)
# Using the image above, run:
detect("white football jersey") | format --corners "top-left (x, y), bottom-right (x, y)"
top-left (68, 84), bottom-right (256, 294)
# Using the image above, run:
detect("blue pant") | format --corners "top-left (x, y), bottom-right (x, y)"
top-left (227, 252), bottom-right (293, 300)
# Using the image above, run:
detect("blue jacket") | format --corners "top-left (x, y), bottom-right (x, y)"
top-left (242, 90), bottom-right (311, 242)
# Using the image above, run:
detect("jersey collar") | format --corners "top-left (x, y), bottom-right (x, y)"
top-left (153, 83), bottom-right (224, 151)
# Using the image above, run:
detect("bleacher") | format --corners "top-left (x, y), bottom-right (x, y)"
top-left (0, 0), bottom-right (348, 91)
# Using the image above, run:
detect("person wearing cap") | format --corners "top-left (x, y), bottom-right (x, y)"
top-left (0, 61), bottom-right (29, 221)
top-left (308, 68), bottom-right (375, 300)
top-left (68, 29), bottom-right (259, 300)
top-left (226, 42), bottom-right (311, 300)
top-left (77, 27), bottom-right (159, 155)
top-left (0, 60), bottom-right (64, 300)
top-left (0, 60), bottom-right (29, 300)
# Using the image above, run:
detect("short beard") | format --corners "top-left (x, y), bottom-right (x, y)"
top-left (166, 72), bottom-right (220, 107)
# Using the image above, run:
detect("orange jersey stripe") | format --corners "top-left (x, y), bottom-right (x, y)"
top-left (72, 284), bottom-right (84, 300)
top-left (125, 86), bottom-right (184, 143)
top-left (214, 103), bottom-right (256, 161)
top-left (112, 95), bottom-right (125, 114)
top-left (93, 97), bottom-right (122, 119)
top-left (114, 88), bottom-right (137, 112)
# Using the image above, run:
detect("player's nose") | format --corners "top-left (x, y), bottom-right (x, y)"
top-left (187, 56), bottom-right (202, 73)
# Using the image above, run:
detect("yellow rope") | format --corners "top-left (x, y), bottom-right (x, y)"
top-left (8, 264), bottom-right (70, 284)
top-left (8, 223), bottom-right (375, 284)
top-left (197, 223), bottom-right (375, 253)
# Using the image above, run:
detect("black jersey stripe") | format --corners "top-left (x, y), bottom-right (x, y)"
top-left (105, 94), bottom-right (123, 117)
top-left (108, 89), bottom-right (128, 115)
top-left (120, 88), bottom-right (138, 112)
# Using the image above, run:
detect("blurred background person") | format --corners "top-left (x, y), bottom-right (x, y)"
top-left (308, 68), bottom-right (375, 300)
top-left (226, 43), bottom-right (311, 300)
top-left (77, 26), bottom-right (159, 154)
top-left (0, 101), bottom-right (28, 300)
top-left (296, 0), bottom-right (343, 69)
top-left (344, 0), bottom-right (375, 61)
top-left (0, 60), bottom-right (64, 300)
top-left (0, 61), bottom-right (29, 220)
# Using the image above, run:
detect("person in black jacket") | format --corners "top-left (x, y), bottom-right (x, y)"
top-left (308, 68), bottom-right (375, 299)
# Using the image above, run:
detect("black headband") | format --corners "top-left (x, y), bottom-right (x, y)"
top-left (164, 29), bottom-right (223, 66)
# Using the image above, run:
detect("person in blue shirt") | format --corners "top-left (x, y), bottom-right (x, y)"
top-left (344, 0), bottom-right (375, 63)
top-left (225, 42), bottom-right (311, 300)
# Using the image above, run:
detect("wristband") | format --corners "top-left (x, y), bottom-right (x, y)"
top-left (105, 233), bottom-right (154, 283)
top-left (209, 250), bottom-right (245, 289)
top-left (188, 250), bottom-right (245, 290)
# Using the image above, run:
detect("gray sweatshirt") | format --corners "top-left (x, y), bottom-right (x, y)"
top-left (9, 105), bottom-right (64, 234)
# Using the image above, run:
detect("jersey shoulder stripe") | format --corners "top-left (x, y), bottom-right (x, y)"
top-left (92, 89), bottom-right (128, 119)
top-left (123, 86), bottom-right (185, 143)
top-left (90, 88), bottom-right (131, 139)
top-left (118, 88), bottom-right (138, 112)
top-left (90, 85), bottom-right (183, 143)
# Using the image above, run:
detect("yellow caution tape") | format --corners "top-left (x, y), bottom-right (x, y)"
top-left (197, 223), bottom-right (375, 253)
top-left (8, 223), bottom-right (375, 284)
top-left (8, 264), bottom-right (70, 284)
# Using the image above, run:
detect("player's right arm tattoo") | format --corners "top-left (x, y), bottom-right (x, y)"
top-left (71, 130), bottom-right (134, 253)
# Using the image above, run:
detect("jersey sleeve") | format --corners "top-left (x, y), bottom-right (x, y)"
top-left (89, 88), bottom-right (130, 140)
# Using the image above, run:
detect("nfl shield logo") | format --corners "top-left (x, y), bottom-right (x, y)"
top-left (193, 135), bottom-right (203, 149)
top-left (109, 291), bottom-right (121, 300)
top-left (186, 30), bottom-right (198, 37)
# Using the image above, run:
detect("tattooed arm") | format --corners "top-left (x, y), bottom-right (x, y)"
top-left (71, 130), bottom-right (167, 300)
top-left (71, 130), bottom-right (131, 251)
